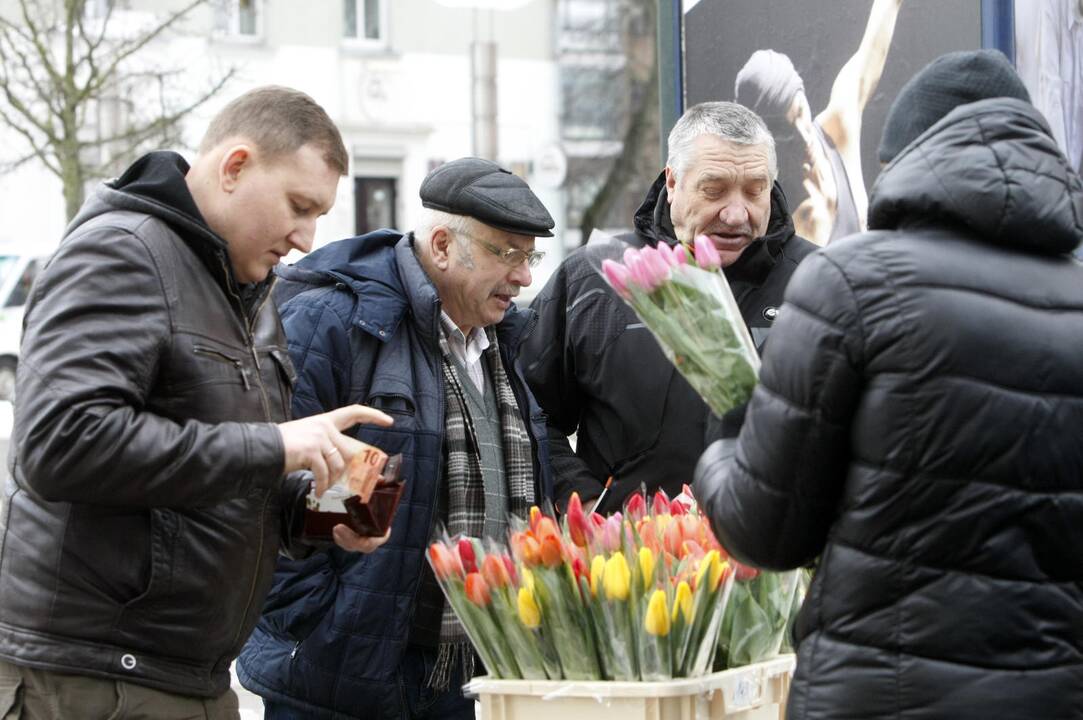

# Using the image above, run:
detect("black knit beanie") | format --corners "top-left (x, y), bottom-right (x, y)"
top-left (878, 49), bottom-right (1031, 163)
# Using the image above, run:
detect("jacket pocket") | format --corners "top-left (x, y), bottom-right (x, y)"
top-left (119, 509), bottom-right (178, 610)
top-left (261, 554), bottom-right (338, 643)
top-left (192, 344), bottom-right (252, 391)
top-left (366, 393), bottom-right (416, 421)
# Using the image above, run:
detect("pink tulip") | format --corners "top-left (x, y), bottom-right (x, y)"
top-left (640, 246), bottom-right (671, 288)
top-left (602, 514), bottom-right (623, 553)
top-left (656, 242), bottom-right (677, 267)
top-left (626, 253), bottom-right (655, 292)
top-left (693, 234), bottom-right (722, 270)
top-left (601, 259), bottom-right (632, 298)
top-left (673, 244), bottom-right (689, 266)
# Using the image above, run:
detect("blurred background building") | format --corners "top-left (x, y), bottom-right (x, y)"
top-left (0, 0), bottom-right (661, 292)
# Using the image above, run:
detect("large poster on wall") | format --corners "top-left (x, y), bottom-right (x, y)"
top-left (682, 0), bottom-right (982, 247)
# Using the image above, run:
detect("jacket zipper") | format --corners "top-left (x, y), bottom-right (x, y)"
top-left (215, 256), bottom-right (276, 666)
top-left (192, 345), bottom-right (251, 390)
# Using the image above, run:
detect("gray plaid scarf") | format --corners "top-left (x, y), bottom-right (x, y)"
top-left (431, 324), bottom-right (535, 689)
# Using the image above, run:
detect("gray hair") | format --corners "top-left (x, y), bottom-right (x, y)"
top-left (416, 209), bottom-right (481, 243)
top-left (666, 101), bottom-right (778, 182)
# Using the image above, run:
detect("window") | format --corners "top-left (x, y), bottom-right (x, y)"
top-left (5, 260), bottom-right (41, 309)
top-left (344, 0), bottom-right (386, 45)
top-left (354, 178), bottom-right (397, 235)
top-left (215, 0), bottom-right (262, 39)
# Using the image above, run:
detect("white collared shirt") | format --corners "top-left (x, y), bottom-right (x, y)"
top-left (440, 311), bottom-right (490, 397)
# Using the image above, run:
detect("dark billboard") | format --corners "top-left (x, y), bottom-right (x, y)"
top-left (683, 0), bottom-right (982, 246)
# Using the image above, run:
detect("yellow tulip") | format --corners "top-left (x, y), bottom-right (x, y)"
top-left (644, 589), bottom-right (670, 637)
top-left (590, 555), bottom-right (605, 598)
top-left (715, 560), bottom-right (730, 591)
top-left (603, 553), bottom-right (631, 601)
top-left (697, 550), bottom-right (721, 592)
top-left (517, 587), bottom-right (541, 629)
top-left (638, 546), bottom-right (655, 590)
top-left (521, 567), bottom-right (535, 594)
top-left (672, 580), bottom-right (692, 623)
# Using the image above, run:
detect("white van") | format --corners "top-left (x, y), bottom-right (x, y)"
top-left (0, 255), bottom-right (45, 402)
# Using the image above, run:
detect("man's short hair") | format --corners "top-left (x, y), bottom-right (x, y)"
top-left (199, 86), bottom-right (349, 175)
top-left (666, 101), bottom-right (778, 182)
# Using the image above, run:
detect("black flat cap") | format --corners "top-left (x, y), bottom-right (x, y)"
top-left (419, 157), bottom-right (555, 237)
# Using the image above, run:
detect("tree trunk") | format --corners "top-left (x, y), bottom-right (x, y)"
top-left (578, 59), bottom-right (659, 245)
top-left (577, 0), bottom-right (660, 245)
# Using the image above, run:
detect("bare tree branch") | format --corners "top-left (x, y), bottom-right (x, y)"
top-left (78, 0), bottom-right (206, 102)
top-left (0, 0), bottom-right (230, 218)
top-left (0, 103), bottom-right (60, 177)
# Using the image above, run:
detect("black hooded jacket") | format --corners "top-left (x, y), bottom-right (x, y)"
top-left (696, 98), bottom-right (1083, 719)
top-left (0, 152), bottom-right (308, 698)
top-left (523, 172), bottom-right (814, 512)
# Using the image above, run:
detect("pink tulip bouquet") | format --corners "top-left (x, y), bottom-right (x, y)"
top-left (600, 235), bottom-right (760, 416)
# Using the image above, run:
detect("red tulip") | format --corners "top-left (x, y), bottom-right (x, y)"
top-left (566, 492), bottom-right (591, 547)
top-left (465, 572), bottom-right (491, 606)
top-left (589, 511), bottom-right (606, 528)
top-left (669, 498), bottom-right (687, 516)
top-left (652, 490), bottom-right (670, 517)
top-left (429, 543), bottom-right (463, 580)
top-left (457, 538), bottom-right (478, 574)
top-left (625, 492), bottom-right (647, 522)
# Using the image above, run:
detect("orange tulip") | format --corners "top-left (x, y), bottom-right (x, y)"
top-left (481, 554), bottom-right (510, 589)
top-left (539, 534), bottom-right (564, 568)
top-left (465, 572), bottom-right (491, 606)
top-left (511, 531), bottom-right (542, 566)
top-left (429, 543), bottom-right (463, 580)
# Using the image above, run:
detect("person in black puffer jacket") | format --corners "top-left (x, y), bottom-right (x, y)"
top-left (695, 50), bottom-right (1083, 720)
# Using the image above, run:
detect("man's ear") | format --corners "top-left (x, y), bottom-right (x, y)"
top-left (219, 145), bottom-right (253, 192)
top-left (664, 166), bottom-right (677, 204)
top-left (430, 226), bottom-right (453, 270)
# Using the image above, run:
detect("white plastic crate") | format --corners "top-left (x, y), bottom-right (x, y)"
top-left (467, 655), bottom-right (795, 720)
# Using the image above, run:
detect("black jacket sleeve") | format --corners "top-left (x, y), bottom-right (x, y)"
top-left (14, 225), bottom-right (284, 507)
top-left (695, 251), bottom-right (864, 570)
top-left (523, 259), bottom-right (606, 509)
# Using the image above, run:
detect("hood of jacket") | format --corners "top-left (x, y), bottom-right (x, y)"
top-left (631, 170), bottom-right (800, 284)
top-left (869, 97), bottom-right (1083, 255)
top-left (67, 151), bottom-right (270, 302)
top-left (274, 229), bottom-right (536, 349)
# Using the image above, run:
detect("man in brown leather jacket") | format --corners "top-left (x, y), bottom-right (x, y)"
top-left (0, 87), bottom-right (390, 719)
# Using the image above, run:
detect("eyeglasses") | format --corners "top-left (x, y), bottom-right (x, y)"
top-left (463, 233), bottom-right (546, 269)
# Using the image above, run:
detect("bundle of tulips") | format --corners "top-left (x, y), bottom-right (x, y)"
top-left (427, 487), bottom-right (738, 681)
top-left (600, 235), bottom-right (760, 417)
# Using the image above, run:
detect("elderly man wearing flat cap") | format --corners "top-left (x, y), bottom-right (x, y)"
top-left (237, 158), bottom-right (555, 720)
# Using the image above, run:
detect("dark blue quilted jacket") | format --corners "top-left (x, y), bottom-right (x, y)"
top-left (237, 230), bottom-right (553, 719)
